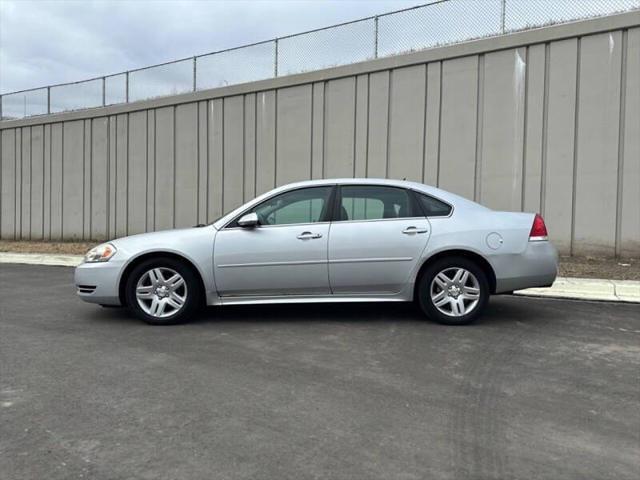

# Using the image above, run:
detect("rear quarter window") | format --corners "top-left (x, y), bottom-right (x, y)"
top-left (416, 193), bottom-right (452, 217)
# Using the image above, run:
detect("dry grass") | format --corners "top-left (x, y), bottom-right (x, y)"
top-left (0, 241), bottom-right (638, 281)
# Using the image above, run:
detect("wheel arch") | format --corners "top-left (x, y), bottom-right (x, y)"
top-left (413, 249), bottom-right (497, 300)
top-left (118, 251), bottom-right (207, 306)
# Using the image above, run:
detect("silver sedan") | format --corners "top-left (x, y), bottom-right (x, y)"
top-left (75, 178), bottom-right (558, 325)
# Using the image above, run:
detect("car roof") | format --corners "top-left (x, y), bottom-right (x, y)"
top-left (213, 178), bottom-right (486, 229)
top-left (262, 178), bottom-right (484, 206)
top-left (253, 178), bottom-right (445, 196)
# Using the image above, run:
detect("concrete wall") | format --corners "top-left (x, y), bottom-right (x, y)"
top-left (1, 12), bottom-right (639, 256)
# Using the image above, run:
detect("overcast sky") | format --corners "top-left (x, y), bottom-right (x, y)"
top-left (0, 0), bottom-right (421, 94)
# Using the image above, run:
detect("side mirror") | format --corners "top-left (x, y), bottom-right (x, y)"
top-left (238, 212), bottom-right (259, 228)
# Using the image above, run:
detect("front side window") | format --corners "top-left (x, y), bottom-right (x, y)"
top-left (338, 186), bottom-right (416, 221)
top-left (250, 186), bottom-right (332, 226)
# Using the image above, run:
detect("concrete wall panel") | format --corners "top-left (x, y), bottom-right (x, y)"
top-left (91, 117), bottom-right (109, 239)
top-left (43, 125), bottom-right (51, 238)
top-left (82, 120), bottom-right (91, 239)
top-left (1, 129), bottom-right (15, 238)
top-left (424, 62), bottom-right (441, 186)
top-left (354, 75), bottom-right (368, 178)
top-left (480, 48), bottom-right (526, 211)
top-left (154, 107), bottom-right (175, 230)
top-left (311, 83), bottom-right (325, 179)
top-left (619, 27), bottom-right (640, 256)
top-left (20, 127), bottom-right (31, 239)
top-left (223, 96), bottom-right (245, 212)
top-left (366, 71), bottom-right (389, 177)
top-left (438, 55), bottom-right (478, 199)
top-left (573, 32), bottom-right (622, 256)
top-left (115, 114), bottom-right (128, 237)
top-left (522, 44), bottom-right (546, 214)
top-left (107, 116), bottom-right (117, 237)
top-left (197, 102), bottom-right (207, 224)
top-left (146, 110), bottom-right (156, 231)
top-left (276, 85), bottom-right (312, 185)
top-left (14, 129), bottom-right (21, 237)
top-left (388, 65), bottom-right (426, 182)
top-left (30, 125), bottom-right (44, 239)
top-left (62, 121), bottom-right (84, 239)
top-left (255, 91), bottom-right (276, 195)
top-left (50, 123), bottom-right (63, 240)
top-left (244, 94), bottom-right (257, 202)
top-left (208, 99), bottom-right (224, 219)
top-left (128, 110), bottom-right (148, 234)
top-left (324, 77), bottom-right (356, 178)
top-left (175, 102), bottom-right (198, 227)
top-left (198, 102), bottom-right (209, 223)
top-left (543, 39), bottom-right (578, 254)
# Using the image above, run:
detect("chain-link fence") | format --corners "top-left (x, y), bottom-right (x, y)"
top-left (2, 0), bottom-right (638, 120)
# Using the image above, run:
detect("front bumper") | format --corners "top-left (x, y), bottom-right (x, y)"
top-left (492, 241), bottom-right (558, 293)
top-left (74, 259), bottom-right (125, 305)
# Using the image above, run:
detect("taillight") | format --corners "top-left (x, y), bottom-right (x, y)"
top-left (529, 213), bottom-right (548, 241)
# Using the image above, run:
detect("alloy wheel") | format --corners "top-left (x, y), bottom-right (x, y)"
top-left (135, 267), bottom-right (188, 318)
top-left (429, 267), bottom-right (480, 317)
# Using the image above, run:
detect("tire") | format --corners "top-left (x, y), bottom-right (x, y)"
top-left (124, 257), bottom-right (203, 325)
top-left (417, 256), bottom-right (490, 325)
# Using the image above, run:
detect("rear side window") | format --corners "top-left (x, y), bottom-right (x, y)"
top-left (416, 193), bottom-right (452, 217)
top-left (338, 186), bottom-right (416, 221)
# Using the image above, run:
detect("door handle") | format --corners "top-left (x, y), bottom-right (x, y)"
top-left (297, 231), bottom-right (323, 240)
top-left (402, 226), bottom-right (429, 234)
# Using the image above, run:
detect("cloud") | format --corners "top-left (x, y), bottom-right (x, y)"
top-left (0, 0), bottom-right (420, 94)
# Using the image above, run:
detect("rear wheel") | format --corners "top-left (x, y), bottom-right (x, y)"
top-left (125, 257), bottom-right (202, 325)
top-left (417, 256), bottom-right (489, 325)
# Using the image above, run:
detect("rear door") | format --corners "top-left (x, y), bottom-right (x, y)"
top-left (328, 185), bottom-right (431, 294)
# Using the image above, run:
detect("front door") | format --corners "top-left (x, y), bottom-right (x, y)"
top-left (328, 185), bottom-right (431, 294)
top-left (214, 186), bottom-right (334, 296)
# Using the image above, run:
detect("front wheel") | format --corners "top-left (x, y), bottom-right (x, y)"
top-left (125, 257), bottom-right (203, 325)
top-left (417, 257), bottom-right (490, 325)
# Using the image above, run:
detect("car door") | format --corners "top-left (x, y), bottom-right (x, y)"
top-left (328, 185), bottom-right (431, 294)
top-left (214, 186), bottom-right (334, 296)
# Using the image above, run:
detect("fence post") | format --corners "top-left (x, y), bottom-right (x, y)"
top-left (374, 15), bottom-right (379, 58)
top-left (274, 38), bottom-right (279, 77)
top-left (47, 86), bottom-right (51, 114)
top-left (102, 77), bottom-right (106, 106)
top-left (125, 71), bottom-right (130, 102)
top-left (501, 0), bottom-right (506, 33)
top-left (193, 56), bottom-right (197, 91)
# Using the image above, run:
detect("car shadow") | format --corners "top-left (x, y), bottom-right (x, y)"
top-left (196, 301), bottom-right (421, 324)
top-left (88, 295), bottom-right (552, 327)
top-left (194, 295), bottom-right (549, 326)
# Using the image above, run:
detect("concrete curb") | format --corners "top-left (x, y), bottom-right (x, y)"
top-left (514, 277), bottom-right (640, 303)
top-left (1, 253), bottom-right (639, 303)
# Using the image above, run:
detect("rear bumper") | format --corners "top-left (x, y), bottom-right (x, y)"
top-left (492, 241), bottom-right (558, 293)
top-left (74, 260), bottom-right (124, 306)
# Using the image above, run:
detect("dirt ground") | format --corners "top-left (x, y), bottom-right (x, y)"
top-left (557, 255), bottom-right (639, 281)
top-left (0, 240), bottom-right (638, 281)
top-left (0, 240), bottom-right (96, 256)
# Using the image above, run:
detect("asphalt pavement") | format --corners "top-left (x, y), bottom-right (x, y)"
top-left (1, 264), bottom-right (639, 480)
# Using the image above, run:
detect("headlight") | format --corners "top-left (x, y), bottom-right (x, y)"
top-left (84, 243), bottom-right (117, 263)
